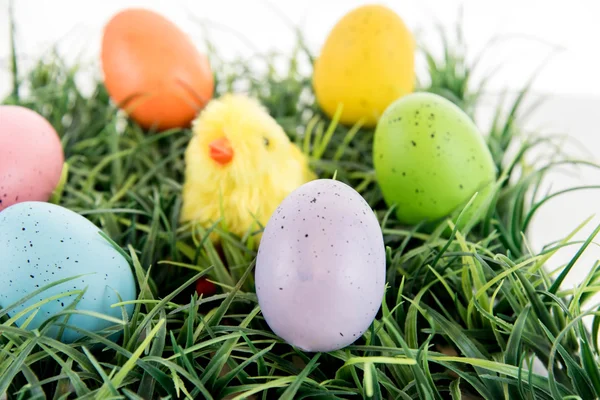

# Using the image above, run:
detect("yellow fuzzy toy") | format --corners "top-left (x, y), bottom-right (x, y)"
top-left (180, 93), bottom-right (316, 241)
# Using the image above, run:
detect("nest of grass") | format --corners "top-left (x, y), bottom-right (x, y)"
top-left (2, 10), bottom-right (600, 400)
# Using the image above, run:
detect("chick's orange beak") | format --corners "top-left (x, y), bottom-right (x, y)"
top-left (208, 137), bottom-right (234, 165)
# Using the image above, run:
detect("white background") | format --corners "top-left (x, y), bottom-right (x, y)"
top-left (0, 0), bottom-right (599, 296)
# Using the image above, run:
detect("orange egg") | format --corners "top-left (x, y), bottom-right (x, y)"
top-left (101, 8), bottom-right (214, 131)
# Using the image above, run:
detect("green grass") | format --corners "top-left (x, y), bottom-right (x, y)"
top-left (2, 13), bottom-right (600, 400)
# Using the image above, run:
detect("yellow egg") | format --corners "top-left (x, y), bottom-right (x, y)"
top-left (313, 4), bottom-right (415, 128)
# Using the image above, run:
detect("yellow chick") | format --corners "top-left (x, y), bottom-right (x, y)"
top-left (180, 93), bottom-right (316, 242)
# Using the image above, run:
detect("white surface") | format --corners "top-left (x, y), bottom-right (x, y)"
top-left (0, 0), bottom-right (599, 297)
top-left (1, 0), bottom-right (600, 96)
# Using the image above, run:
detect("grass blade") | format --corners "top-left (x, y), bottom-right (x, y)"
top-left (98, 318), bottom-right (166, 397)
top-left (280, 353), bottom-right (321, 400)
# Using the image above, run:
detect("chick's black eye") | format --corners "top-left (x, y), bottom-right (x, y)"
top-left (263, 137), bottom-right (270, 147)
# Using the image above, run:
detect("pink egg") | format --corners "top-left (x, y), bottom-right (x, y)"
top-left (0, 105), bottom-right (64, 211)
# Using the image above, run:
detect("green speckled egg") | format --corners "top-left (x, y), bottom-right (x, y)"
top-left (373, 92), bottom-right (496, 225)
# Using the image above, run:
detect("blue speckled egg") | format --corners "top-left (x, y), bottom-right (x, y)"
top-left (0, 201), bottom-right (137, 343)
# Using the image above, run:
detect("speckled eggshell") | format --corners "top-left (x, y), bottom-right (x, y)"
top-left (255, 179), bottom-right (386, 352)
top-left (0, 202), bottom-right (137, 343)
top-left (0, 105), bottom-right (64, 211)
top-left (373, 92), bottom-right (496, 226)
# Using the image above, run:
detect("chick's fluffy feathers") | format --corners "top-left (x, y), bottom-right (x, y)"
top-left (180, 94), bottom-right (315, 240)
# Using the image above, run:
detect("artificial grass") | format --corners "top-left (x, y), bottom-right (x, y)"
top-left (2, 13), bottom-right (600, 400)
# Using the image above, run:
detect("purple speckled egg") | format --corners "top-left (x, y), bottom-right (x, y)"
top-left (255, 179), bottom-right (386, 352)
